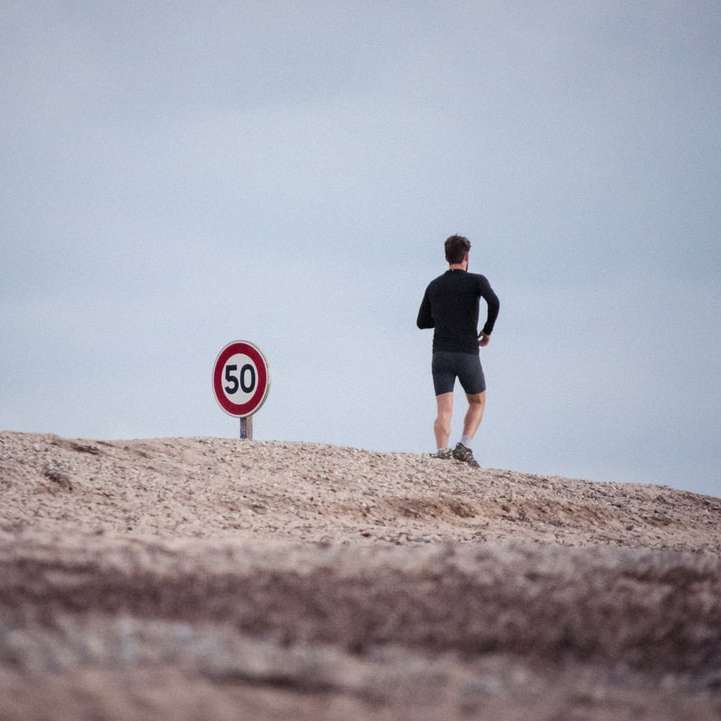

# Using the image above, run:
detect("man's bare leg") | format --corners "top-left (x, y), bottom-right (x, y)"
top-left (434, 392), bottom-right (454, 449)
top-left (462, 391), bottom-right (486, 441)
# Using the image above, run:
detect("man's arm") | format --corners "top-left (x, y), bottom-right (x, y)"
top-left (416, 288), bottom-right (434, 329)
top-left (478, 275), bottom-right (500, 336)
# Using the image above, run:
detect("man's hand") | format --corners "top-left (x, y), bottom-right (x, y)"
top-left (478, 333), bottom-right (491, 347)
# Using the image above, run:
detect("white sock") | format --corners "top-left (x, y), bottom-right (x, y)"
top-left (437, 447), bottom-right (449, 453)
top-left (461, 435), bottom-right (473, 447)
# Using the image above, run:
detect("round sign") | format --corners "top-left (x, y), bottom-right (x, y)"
top-left (213, 340), bottom-right (270, 418)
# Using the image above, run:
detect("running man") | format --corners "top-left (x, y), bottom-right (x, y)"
top-left (416, 234), bottom-right (500, 468)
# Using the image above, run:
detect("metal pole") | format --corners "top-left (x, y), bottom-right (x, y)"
top-left (239, 415), bottom-right (253, 440)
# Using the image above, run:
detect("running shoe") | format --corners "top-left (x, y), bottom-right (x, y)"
top-left (452, 442), bottom-right (480, 468)
top-left (429, 449), bottom-right (453, 460)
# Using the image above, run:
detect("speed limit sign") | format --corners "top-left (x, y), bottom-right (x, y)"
top-left (213, 340), bottom-right (270, 437)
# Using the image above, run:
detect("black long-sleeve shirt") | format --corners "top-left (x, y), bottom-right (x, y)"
top-left (416, 269), bottom-right (500, 353)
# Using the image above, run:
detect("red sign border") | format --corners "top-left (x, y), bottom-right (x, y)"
top-left (213, 340), bottom-right (270, 418)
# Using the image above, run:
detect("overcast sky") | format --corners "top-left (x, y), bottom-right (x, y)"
top-left (2, 1), bottom-right (720, 495)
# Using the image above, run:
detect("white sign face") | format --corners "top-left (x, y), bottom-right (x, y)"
top-left (219, 352), bottom-right (258, 406)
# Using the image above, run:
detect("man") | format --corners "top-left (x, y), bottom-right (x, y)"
top-left (416, 234), bottom-right (500, 468)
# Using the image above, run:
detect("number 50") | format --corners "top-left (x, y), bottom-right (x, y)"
top-left (224, 363), bottom-right (256, 394)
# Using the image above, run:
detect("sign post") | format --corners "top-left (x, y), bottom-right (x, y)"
top-left (212, 340), bottom-right (270, 440)
top-left (239, 416), bottom-right (253, 440)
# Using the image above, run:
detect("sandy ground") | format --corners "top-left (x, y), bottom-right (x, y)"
top-left (1, 430), bottom-right (721, 720)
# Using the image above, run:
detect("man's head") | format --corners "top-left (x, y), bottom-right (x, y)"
top-left (444, 234), bottom-right (471, 266)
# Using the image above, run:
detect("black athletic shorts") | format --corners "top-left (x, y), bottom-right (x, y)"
top-left (432, 351), bottom-right (486, 396)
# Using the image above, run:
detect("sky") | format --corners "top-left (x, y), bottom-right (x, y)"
top-left (2, 1), bottom-right (720, 495)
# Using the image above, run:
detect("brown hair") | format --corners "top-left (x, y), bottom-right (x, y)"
top-left (444, 234), bottom-right (471, 264)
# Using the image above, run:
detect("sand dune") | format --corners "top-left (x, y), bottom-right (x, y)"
top-left (1, 431), bottom-right (720, 720)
